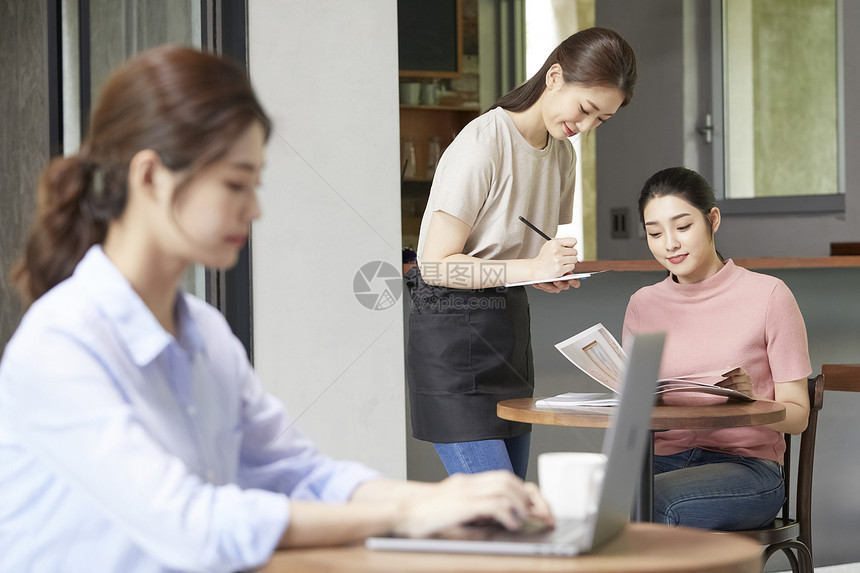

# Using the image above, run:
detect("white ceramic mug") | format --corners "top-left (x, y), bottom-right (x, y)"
top-left (538, 452), bottom-right (606, 520)
top-left (399, 82), bottom-right (421, 105)
top-left (420, 83), bottom-right (438, 105)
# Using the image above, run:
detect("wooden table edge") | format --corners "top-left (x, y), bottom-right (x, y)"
top-left (498, 397), bottom-right (786, 430)
top-left (261, 522), bottom-right (762, 573)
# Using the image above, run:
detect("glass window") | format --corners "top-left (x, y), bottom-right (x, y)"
top-left (719, 0), bottom-right (843, 209)
top-left (525, 0), bottom-right (597, 259)
top-left (60, 0), bottom-right (207, 298)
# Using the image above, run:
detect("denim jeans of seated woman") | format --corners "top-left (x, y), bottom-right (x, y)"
top-left (434, 433), bottom-right (531, 480)
top-left (653, 447), bottom-right (785, 531)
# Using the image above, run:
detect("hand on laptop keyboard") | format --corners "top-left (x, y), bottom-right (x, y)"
top-left (392, 471), bottom-right (555, 538)
top-left (463, 514), bottom-right (554, 533)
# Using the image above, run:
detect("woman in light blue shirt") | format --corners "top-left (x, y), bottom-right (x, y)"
top-left (0, 46), bottom-right (552, 573)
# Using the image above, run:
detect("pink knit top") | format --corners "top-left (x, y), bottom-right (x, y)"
top-left (622, 260), bottom-right (811, 464)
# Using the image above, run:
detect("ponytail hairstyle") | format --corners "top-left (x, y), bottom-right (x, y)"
top-left (491, 27), bottom-right (637, 112)
top-left (638, 167), bottom-right (725, 262)
top-left (12, 45), bottom-right (271, 307)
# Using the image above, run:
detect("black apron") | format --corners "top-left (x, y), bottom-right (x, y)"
top-left (404, 266), bottom-right (533, 443)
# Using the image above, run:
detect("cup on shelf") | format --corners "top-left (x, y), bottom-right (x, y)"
top-left (399, 82), bottom-right (421, 105)
top-left (420, 83), bottom-right (439, 106)
top-left (426, 136), bottom-right (441, 179)
top-left (401, 138), bottom-right (417, 180)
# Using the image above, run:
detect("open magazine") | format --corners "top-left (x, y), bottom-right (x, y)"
top-left (536, 323), bottom-right (754, 408)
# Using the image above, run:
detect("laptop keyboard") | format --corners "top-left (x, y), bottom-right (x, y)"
top-left (482, 517), bottom-right (588, 543)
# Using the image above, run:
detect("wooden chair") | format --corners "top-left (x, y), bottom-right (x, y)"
top-left (718, 374), bottom-right (825, 573)
top-left (821, 363), bottom-right (860, 392)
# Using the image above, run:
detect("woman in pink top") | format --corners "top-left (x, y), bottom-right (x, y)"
top-left (622, 167), bottom-right (811, 530)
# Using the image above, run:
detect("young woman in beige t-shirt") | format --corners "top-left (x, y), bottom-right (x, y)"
top-left (406, 27), bottom-right (638, 479)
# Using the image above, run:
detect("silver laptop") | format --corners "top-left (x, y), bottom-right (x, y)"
top-left (366, 331), bottom-right (666, 557)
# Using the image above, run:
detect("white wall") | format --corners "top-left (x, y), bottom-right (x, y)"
top-left (248, 0), bottom-right (407, 478)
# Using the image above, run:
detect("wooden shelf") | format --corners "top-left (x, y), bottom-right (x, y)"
top-left (400, 106), bottom-right (479, 177)
top-left (574, 256), bottom-right (860, 272)
top-left (399, 105), bottom-right (480, 249)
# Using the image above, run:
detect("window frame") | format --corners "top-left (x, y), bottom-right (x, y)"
top-left (46, 0), bottom-right (255, 361)
top-left (712, 0), bottom-right (846, 216)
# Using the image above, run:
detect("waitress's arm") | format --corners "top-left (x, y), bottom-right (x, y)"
top-left (421, 210), bottom-right (579, 289)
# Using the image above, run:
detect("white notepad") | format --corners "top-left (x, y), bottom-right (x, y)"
top-left (505, 270), bottom-right (610, 287)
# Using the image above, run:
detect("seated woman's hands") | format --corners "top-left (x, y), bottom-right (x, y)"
top-left (716, 368), bottom-right (810, 435)
top-left (715, 367), bottom-right (755, 399)
top-left (392, 471), bottom-right (554, 538)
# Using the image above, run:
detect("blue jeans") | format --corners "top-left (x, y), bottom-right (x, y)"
top-left (653, 448), bottom-right (785, 530)
top-left (433, 433), bottom-right (531, 480)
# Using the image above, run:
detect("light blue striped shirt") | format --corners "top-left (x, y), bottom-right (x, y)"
top-left (0, 246), bottom-right (380, 572)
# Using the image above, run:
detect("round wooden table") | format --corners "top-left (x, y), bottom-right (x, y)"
top-left (261, 522), bottom-right (762, 573)
top-left (498, 398), bottom-right (786, 521)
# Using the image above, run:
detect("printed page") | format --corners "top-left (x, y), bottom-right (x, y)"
top-left (660, 369), bottom-right (732, 384)
top-left (657, 367), bottom-right (754, 401)
top-left (656, 384), bottom-right (754, 401)
top-left (535, 392), bottom-right (619, 408)
top-left (554, 323), bottom-right (627, 393)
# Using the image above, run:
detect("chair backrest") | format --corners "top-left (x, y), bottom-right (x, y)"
top-left (821, 364), bottom-right (860, 393)
top-left (782, 374), bottom-right (825, 552)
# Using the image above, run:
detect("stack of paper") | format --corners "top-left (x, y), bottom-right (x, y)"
top-left (536, 393), bottom-right (619, 408)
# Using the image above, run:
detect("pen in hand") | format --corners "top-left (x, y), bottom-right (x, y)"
top-left (518, 216), bottom-right (552, 241)
top-left (518, 215), bottom-right (581, 287)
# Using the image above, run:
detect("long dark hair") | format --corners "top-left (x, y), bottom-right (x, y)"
top-left (638, 167), bottom-right (724, 261)
top-left (492, 27), bottom-right (637, 112)
top-left (12, 45), bottom-right (271, 307)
